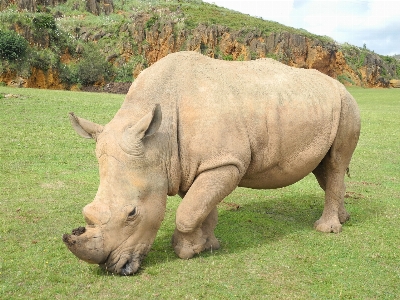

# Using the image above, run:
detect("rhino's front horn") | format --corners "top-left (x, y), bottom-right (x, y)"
top-left (63, 227), bottom-right (106, 264)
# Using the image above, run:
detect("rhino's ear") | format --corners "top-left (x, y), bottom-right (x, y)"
top-left (132, 104), bottom-right (162, 139)
top-left (121, 104), bottom-right (162, 155)
top-left (69, 112), bottom-right (104, 140)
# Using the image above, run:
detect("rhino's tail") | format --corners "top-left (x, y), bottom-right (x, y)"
top-left (346, 167), bottom-right (351, 178)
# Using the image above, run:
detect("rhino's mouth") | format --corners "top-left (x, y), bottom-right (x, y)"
top-left (63, 227), bottom-right (150, 275)
top-left (100, 253), bottom-right (143, 276)
top-left (120, 257), bottom-right (141, 276)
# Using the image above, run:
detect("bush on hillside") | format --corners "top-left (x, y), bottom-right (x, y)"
top-left (76, 48), bottom-right (113, 85)
top-left (114, 62), bottom-right (134, 83)
top-left (29, 48), bottom-right (59, 71)
top-left (32, 13), bottom-right (56, 30)
top-left (0, 30), bottom-right (28, 60)
top-left (59, 63), bottom-right (79, 86)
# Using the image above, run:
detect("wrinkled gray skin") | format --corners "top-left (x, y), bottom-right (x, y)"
top-left (63, 51), bottom-right (361, 275)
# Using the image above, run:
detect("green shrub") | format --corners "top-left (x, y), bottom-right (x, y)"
top-left (114, 63), bottom-right (134, 82)
top-left (222, 54), bottom-right (233, 61)
top-left (32, 13), bottom-right (56, 30)
top-left (0, 30), bottom-right (28, 60)
top-left (337, 74), bottom-right (355, 85)
top-left (76, 48), bottom-right (113, 85)
top-left (59, 63), bottom-right (79, 86)
top-left (266, 52), bottom-right (278, 60)
top-left (381, 55), bottom-right (400, 78)
top-left (0, 9), bottom-right (31, 27)
top-left (28, 48), bottom-right (59, 70)
top-left (146, 15), bottom-right (159, 29)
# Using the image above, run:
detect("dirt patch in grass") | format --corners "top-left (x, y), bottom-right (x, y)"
top-left (219, 201), bottom-right (241, 211)
top-left (40, 181), bottom-right (65, 189)
top-left (345, 191), bottom-right (364, 199)
top-left (81, 82), bottom-right (131, 94)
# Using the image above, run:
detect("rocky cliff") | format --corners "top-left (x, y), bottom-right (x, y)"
top-left (116, 11), bottom-right (398, 88)
top-left (0, 1), bottom-right (398, 90)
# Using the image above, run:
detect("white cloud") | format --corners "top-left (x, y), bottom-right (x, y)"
top-left (331, 0), bottom-right (400, 54)
top-left (203, 0), bottom-right (400, 55)
top-left (365, 0), bottom-right (400, 28)
top-left (285, 1), bottom-right (370, 40)
top-left (205, 0), bottom-right (295, 24)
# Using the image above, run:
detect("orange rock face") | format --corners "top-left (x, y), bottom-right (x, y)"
top-left (389, 79), bottom-right (400, 88)
top-left (126, 23), bottom-right (387, 87)
top-left (26, 67), bottom-right (64, 90)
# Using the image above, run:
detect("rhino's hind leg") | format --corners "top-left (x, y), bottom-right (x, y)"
top-left (313, 161), bottom-right (347, 233)
top-left (173, 165), bottom-right (240, 259)
top-left (313, 163), bottom-right (350, 225)
top-left (312, 163), bottom-right (326, 191)
top-left (313, 91), bottom-right (360, 233)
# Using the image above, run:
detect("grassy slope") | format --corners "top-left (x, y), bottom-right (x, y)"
top-left (168, 1), bottom-right (329, 39)
top-left (0, 86), bottom-right (399, 299)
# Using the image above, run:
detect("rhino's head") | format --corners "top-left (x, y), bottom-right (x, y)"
top-left (63, 104), bottom-right (168, 275)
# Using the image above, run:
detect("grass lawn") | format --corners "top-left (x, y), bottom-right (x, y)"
top-left (0, 85), bottom-right (399, 299)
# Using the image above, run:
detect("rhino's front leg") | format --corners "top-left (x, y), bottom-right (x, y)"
top-left (172, 206), bottom-right (220, 258)
top-left (172, 165), bottom-right (240, 259)
top-left (201, 207), bottom-right (220, 251)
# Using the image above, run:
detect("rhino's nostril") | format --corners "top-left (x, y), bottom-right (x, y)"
top-left (72, 226), bottom-right (86, 236)
top-left (62, 233), bottom-right (75, 246)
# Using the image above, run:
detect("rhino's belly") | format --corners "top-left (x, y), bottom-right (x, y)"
top-left (238, 152), bottom-right (323, 189)
top-left (239, 171), bottom-right (307, 189)
top-left (239, 167), bottom-right (314, 189)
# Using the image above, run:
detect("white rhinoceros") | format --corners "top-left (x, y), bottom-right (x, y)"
top-left (63, 51), bottom-right (360, 275)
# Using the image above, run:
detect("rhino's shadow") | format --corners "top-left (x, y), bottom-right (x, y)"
top-left (139, 192), bottom-right (331, 270)
top-left (213, 193), bottom-right (325, 252)
top-left (94, 191), bottom-right (362, 276)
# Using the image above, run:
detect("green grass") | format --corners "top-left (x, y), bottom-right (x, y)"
top-left (1, 86), bottom-right (399, 299)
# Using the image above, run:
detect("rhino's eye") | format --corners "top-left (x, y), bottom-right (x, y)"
top-left (128, 207), bottom-right (137, 218)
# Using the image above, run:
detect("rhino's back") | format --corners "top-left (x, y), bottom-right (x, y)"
top-left (125, 52), bottom-right (343, 190)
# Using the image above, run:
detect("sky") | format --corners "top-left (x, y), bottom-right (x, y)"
top-left (203, 0), bottom-right (399, 56)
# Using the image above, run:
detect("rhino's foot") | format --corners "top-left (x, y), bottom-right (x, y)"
top-left (172, 228), bottom-right (210, 259)
top-left (338, 209), bottom-right (350, 224)
top-left (314, 218), bottom-right (342, 233)
top-left (204, 235), bottom-right (220, 251)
